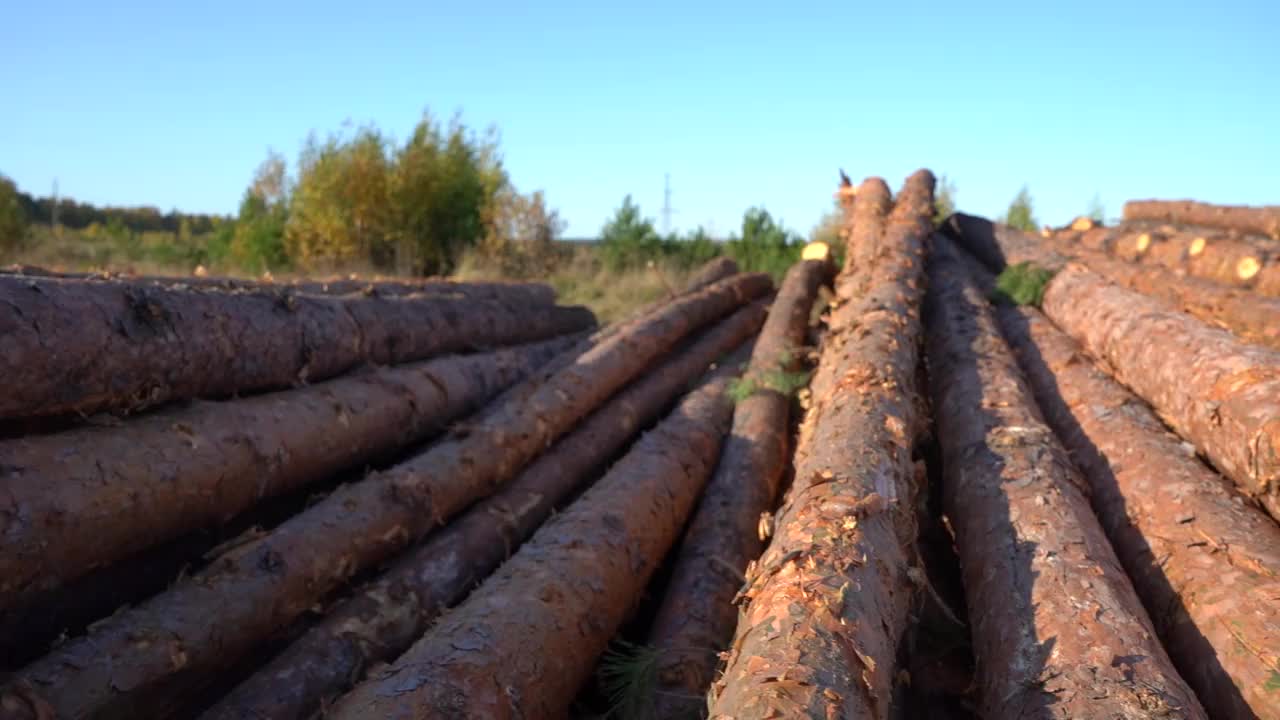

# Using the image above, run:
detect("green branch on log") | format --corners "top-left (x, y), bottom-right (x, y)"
top-left (991, 261), bottom-right (1056, 307)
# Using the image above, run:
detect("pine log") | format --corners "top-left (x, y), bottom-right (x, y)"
top-left (837, 176), bottom-right (893, 298)
top-left (200, 301), bottom-right (768, 720)
top-left (1124, 199), bottom-right (1280, 240)
top-left (966, 259), bottom-right (1280, 718)
top-left (322, 350), bottom-right (748, 719)
top-left (708, 170), bottom-right (935, 720)
top-left (644, 258), bottom-right (831, 718)
top-left (810, 176), bottom-right (893, 405)
top-left (0, 334), bottom-right (580, 612)
top-left (685, 257), bottom-right (741, 290)
top-left (925, 236), bottom-right (1205, 719)
top-left (0, 273), bottom-right (771, 720)
top-left (0, 277), bottom-right (594, 420)
top-left (1038, 265), bottom-right (1280, 521)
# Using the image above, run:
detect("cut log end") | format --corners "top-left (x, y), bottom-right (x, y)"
top-left (802, 242), bottom-right (832, 261)
top-left (1070, 216), bottom-right (1098, 231)
top-left (1189, 237), bottom-right (1207, 256)
top-left (1237, 256), bottom-right (1262, 280)
top-left (1135, 233), bottom-right (1151, 253)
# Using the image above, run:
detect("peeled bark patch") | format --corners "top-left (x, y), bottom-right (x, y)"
top-left (1124, 199), bottom-right (1280, 240)
top-left (0, 273), bottom-right (771, 720)
top-left (709, 169), bottom-right (935, 720)
top-left (943, 213), bottom-right (1280, 351)
top-left (0, 335), bottom-right (579, 612)
top-left (0, 277), bottom-right (594, 420)
top-left (925, 237), bottom-right (1206, 719)
top-left (323, 353), bottom-right (746, 720)
top-left (645, 259), bottom-right (830, 718)
top-left (988, 295), bottom-right (1280, 719)
top-left (1040, 264), bottom-right (1280, 521)
top-left (200, 302), bottom-right (768, 720)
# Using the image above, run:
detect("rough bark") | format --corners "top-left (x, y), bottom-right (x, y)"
top-left (200, 302), bottom-right (768, 720)
top-left (1039, 264), bottom-right (1280, 522)
top-left (0, 265), bottom-right (559, 304)
top-left (1124, 199), bottom-right (1280, 240)
top-left (810, 176), bottom-right (894, 405)
top-left (708, 170), bottom-right (935, 720)
top-left (0, 277), bottom-right (595, 420)
top-left (979, 283), bottom-right (1280, 718)
top-left (322, 352), bottom-right (747, 720)
top-left (0, 272), bottom-right (770, 720)
top-left (943, 213), bottom-right (1280, 351)
top-left (837, 177), bottom-right (893, 298)
top-left (645, 259), bottom-right (831, 718)
top-left (924, 237), bottom-right (1206, 719)
top-left (0, 335), bottom-right (580, 612)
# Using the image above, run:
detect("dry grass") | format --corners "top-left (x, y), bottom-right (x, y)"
top-left (454, 245), bottom-right (697, 325)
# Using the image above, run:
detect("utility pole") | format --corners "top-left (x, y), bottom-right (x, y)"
top-left (51, 179), bottom-right (60, 238)
top-left (661, 173), bottom-right (676, 236)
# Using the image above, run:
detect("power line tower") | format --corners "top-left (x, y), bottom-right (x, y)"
top-left (661, 173), bottom-right (677, 235)
top-left (52, 179), bottom-right (60, 238)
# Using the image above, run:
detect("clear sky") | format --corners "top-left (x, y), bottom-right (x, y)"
top-left (3, 0), bottom-right (1277, 237)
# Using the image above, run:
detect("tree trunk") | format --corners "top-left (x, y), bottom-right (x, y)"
top-left (924, 237), bottom-right (1206, 719)
top-left (1038, 264), bottom-right (1280, 521)
top-left (1124, 199), bottom-right (1280, 240)
top-left (199, 301), bottom-right (769, 720)
top-left (0, 272), bottom-right (771, 720)
top-left (645, 258), bottom-right (831, 718)
top-left (810, 176), bottom-right (893, 405)
top-left (0, 277), bottom-right (595, 420)
top-left (0, 265), bottom-right (559, 304)
top-left (943, 213), bottom-right (1280, 351)
top-left (979, 278), bottom-right (1280, 718)
top-left (709, 170), bottom-right (935, 720)
top-left (322, 351), bottom-right (748, 720)
top-left (837, 176), bottom-right (893, 297)
top-left (0, 334), bottom-right (580, 613)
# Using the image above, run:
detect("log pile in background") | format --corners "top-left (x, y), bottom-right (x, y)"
top-left (1123, 198), bottom-right (1280, 240)
top-left (1041, 201), bottom-right (1280, 296)
top-left (945, 213), bottom-right (1280, 352)
top-left (5, 186), bottom-right (1280, 720)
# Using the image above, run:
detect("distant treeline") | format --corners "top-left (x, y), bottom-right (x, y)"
top-left (15, 193), bottom-right (228, 236)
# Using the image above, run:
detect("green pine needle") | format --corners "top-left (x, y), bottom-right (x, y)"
top-left (597, 639), bottom-right (661, 720)
top-left (992, 262), bottom-right (1057, 307)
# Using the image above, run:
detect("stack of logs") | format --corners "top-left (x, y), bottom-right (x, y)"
top-left (1, 183), bottom-right (1277, 720)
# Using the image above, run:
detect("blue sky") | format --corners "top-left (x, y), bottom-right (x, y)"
top-left (3, 0), bottom-right (1277, 237)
